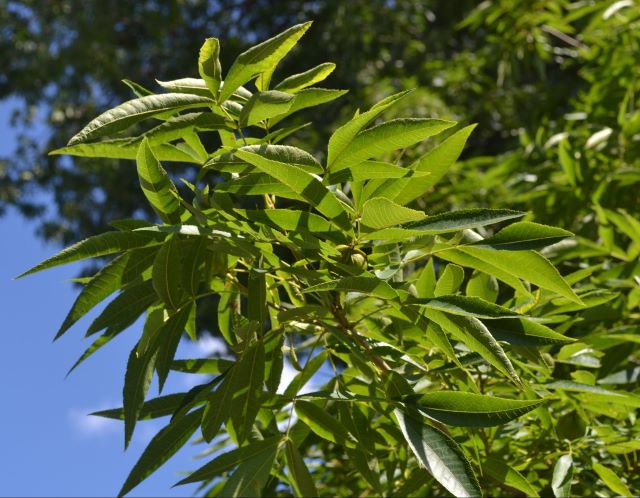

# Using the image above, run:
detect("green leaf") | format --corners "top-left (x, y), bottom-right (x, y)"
top-left (122, 78), bottom-right (154, 98)
top-left (201, 369), bottom-right (239, 442)
top-left (248, 269), bottom-right (267, 329)
top-left (268, 88), bottom-right (348, 126)
top-left (123, 343), bottom-right (157, 448)
top-left (92, 393), bottom-right (187, 421)
top-left (437, 248), bottom-right (528, 295)
top-left (415, 392), bottom-right (544, 427)
top-left (170, 358), bottom-right (233, 375)
top-left (329, 118), bottom-right (455, 173)
top-left (551, 454), bottom-right (573, 498)
top-left (472, 221), bottom-right (573, 250)
top-left (198, 38), bottom-right (222, 98)
top-left (283, 351), bottom-right (328, 399)
top-left (543, 381), bottom-right (640, 407)
top-left (118, 407), bottom-right (203, 497)
top-left (231, 340), bottom-right (266, 443)
top-left (426, 310), bottom-right (521, 385)
top-left (465, 272), bottom-right (498, 303)
top-left (239, 90), bottom-right (294, 127)
top-left (227, 144), bottom-right (323, 175)
top-left (137, 138), bottom-right (184, 224)
top-left (274, 62), bottom-right (336, 93)
top-left (235, 209), bottom-right (344, 242)
top-left (219, 440), bottom-right (280, 498)
top-left (434, 264), bottom-right (465, 296)
top-left (360, 197), bottom-right (426, 229)
top-left (394, 409), bottom-right (482, 497)
top-left (416, 259), bottom-right (436, 298)
top-left (86, 280), bottom-right (157, 336)
top-left (50, 139), bottom-right (200, 163)
top-left (134, 112), bottom-right (230, 145)
top-left (233, 147), bottom-right (351, 231)
top-left (156, 78), bottom-right (246, 98)
top-left (152, 236), bottom-right (184, 310)
top-left (175, 435), bottom-right (283, 485)
top-left (327, 90), bottom-right (413, 167)
top-left (458, 247), bottom-right (582, 304)
top-left (220, 22), bottom-right (312, 102)
top-left (391, 124), bottom-right (477, 205)
top-left (304, 276), bottom-right (398, 300)
top-left (67, 93), bottom-right (214, 145)
top-left (17, 231), bottom-right (165, 278)
top-left (488, 319), bottom-right (574, 346)
top-left (285, 440), bottom-right (318, 498)
top-left (56, 247), bottom-right (157, 339)
top-left (410, 209), bottom-right (525, 234)
top-left (483, 456), bottom-right (539, 497)
top-left (295, 400), bottom-right (353, 445)
top-left (414, 295), bottom-right (522, 320)
top-left (592, 463), bottom-right (632, 497)
top-left (154, 304), bottom-right (193, 391)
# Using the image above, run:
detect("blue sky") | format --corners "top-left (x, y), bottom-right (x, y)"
top-left (0, 100), bottom-right (209, 497)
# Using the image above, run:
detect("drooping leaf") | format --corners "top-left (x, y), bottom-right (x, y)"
top-left (238, 90), bottom-right (294, 127)
top-left (230, 340), bottom-right (266, 443)
top-left (551, 454), bottom-right (573, 498)
top-left (247, 269), bottom-right (267, 329)
top-left (274, 62), bottom-right (336, 93)
top-left (118, 407), bottom-right (203, 497)
top-left (56, 247), bottom-right (157, 339)
top-left (219, 439), bottom-right (280, 497)
top-left (233, 147), bottom-right (352, 231)
top-left (360, 197), bottom-right (426, 229)
top-left (329, 118), bottom-right (455, 173)
top-left (219, 22), bottom-right (312, 102)
top-left (136, 138), bottom-right (184, 224)
top-left (86, 280), bottom-right (158, 336)
top-left (472, 221), bottom-right (573, 250)
top-left (201, 369), bottom-right (238, 442)
top-left (228, 144), bottom-right (323, 174)
top-left (198, 37), bottom-right (222, 98)
top-left (152, 236), bottom-right (185, 310)
top-left (67, 93), bottom-right (214, 145)
top-left (175, 435), bottom-right (283, 485)
top-left (17, 231), bottom-right (165, 278)
top-left (123, 343), bottom-right (157, 448)
top-left (414, 392), bottom-right (544, 427)
top-left (285, 440), bottom-right (318, 498)
top-left (154, 304), bottom-right (193, 391)
top-left (170, 358), bottom-right (233, 375)
top-left (394, 409), bottom-right (482, 497)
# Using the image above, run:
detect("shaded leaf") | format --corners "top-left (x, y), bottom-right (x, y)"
top-left (118, 407), bottom-right (203, 497)
top-left (304, 275), bottom-right (398, 300)
top-left (175, 436), bottom-right (283, 485)
top-left (152, 236), bottom-right (184, 310)
top-left (92, 393), bottom-right (187, 421)
top-left (295, 400), bottom-right (353, 445)
top-left (17, 231), bottom-right (165, 278)
top-left (239, 90), bottom-right (294, 127)
top-left (123, 343), bottom-right (157, 448)
top-left (472, 221), bottom-right (573, 250)
top-left (285, 440), bottom-right (318, 498)
top-left (483, 457), bottom-right (539, 497)
top-left (50, 139), bottom-right (199, 163)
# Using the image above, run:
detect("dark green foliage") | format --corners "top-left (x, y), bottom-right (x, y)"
top-left (18, 6), bottom-right (639, 497)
